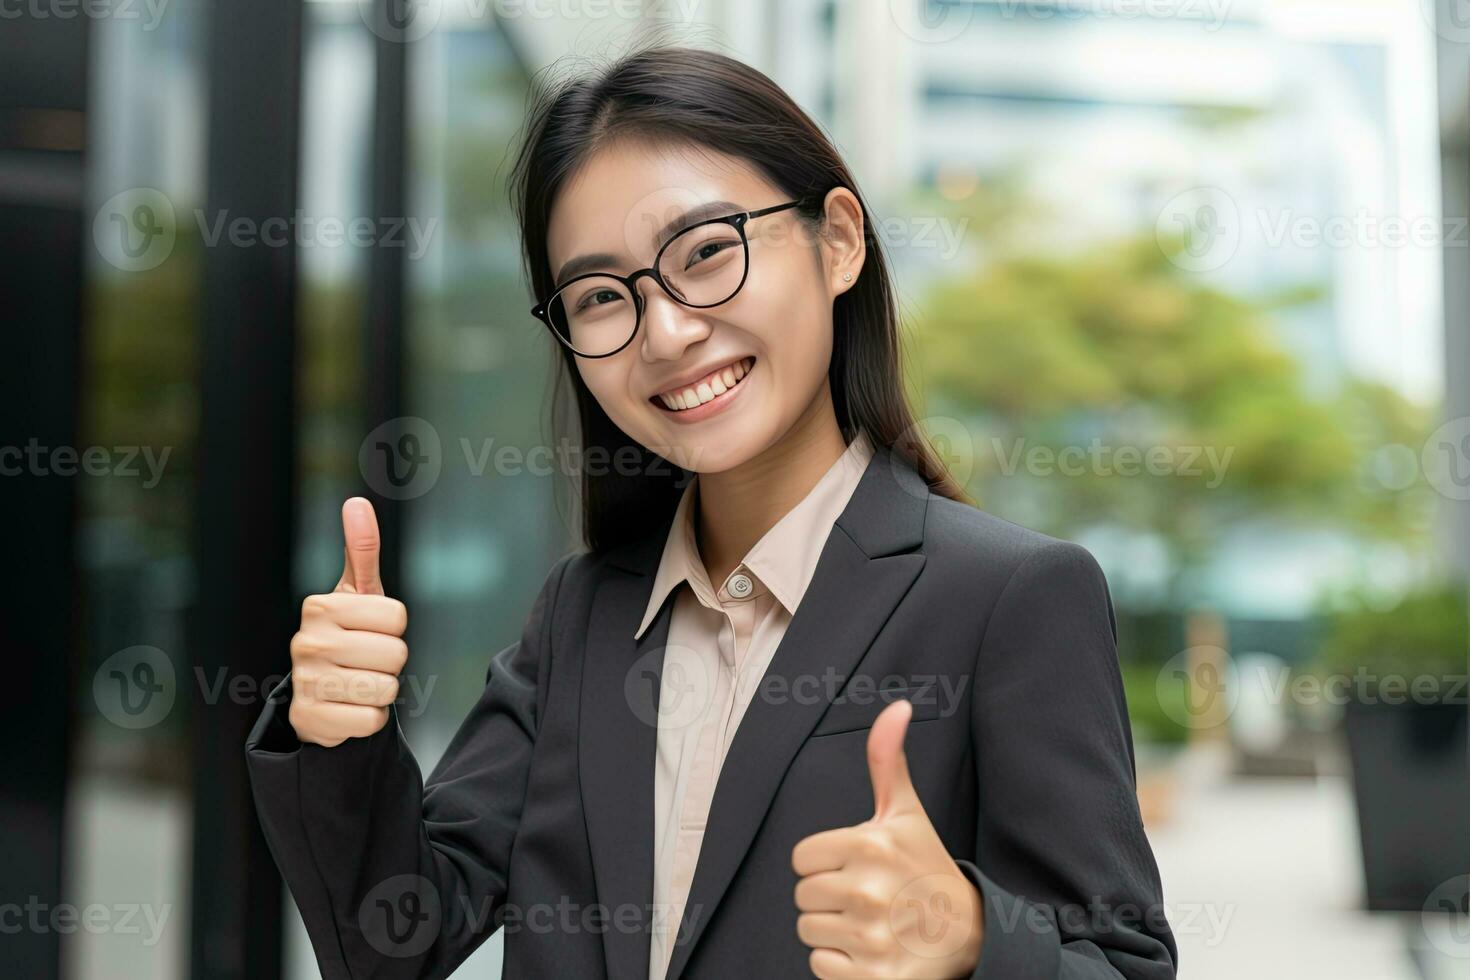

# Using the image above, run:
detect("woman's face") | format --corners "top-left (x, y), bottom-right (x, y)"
top-left (544, 138), bottom-right (865, 474)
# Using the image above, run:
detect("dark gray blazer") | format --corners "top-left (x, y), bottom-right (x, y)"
top-left (245, 442), bottom-right (1179, 980)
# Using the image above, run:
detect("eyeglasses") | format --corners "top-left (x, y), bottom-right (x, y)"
top-left (530, 200), bottom-right (803, 358)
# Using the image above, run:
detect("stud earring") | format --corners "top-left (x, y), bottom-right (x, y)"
top-left (842, 272), bottom-right (853, 282)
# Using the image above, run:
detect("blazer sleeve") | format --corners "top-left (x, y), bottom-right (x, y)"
top-left (952, 541), bottom-right (1179, 979)
top-left (243, 550), bottom-right (577, 980)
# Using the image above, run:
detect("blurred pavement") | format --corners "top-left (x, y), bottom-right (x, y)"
top-left (1147, 745), bottom-right (1470, 980)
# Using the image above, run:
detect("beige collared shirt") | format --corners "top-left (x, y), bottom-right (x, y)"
top-left (633, 431), bottom-right (877, 980)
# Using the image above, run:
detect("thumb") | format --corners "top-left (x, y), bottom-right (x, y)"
top-left (336, 497), bottom-right (384, 596)
top-left (867, 699), bottom-right (921, 821)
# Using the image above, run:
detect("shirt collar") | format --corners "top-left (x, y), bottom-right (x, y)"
top-left (633, 431), bottom-right (877, 639)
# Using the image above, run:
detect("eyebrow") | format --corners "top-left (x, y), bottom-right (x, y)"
top-left (552, 199), bottom-right (746, 287)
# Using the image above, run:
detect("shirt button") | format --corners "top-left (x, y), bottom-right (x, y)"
top-left (727, 572), bottom-right (753, 599)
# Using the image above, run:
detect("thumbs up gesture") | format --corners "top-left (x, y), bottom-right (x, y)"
top-left (287, 497), bottom-right (410, 747)
top-left (791, 700), bottom-right (984, 979)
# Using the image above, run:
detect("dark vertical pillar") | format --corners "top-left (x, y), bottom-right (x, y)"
top-left (0, 15), bottom-right (90, 980)
top-left (1436, 5), bottom-right (1470, 582)
top-left (187, 0), bottom-right (303, 976)
top-left (364, 1), bottom-right (410, 600)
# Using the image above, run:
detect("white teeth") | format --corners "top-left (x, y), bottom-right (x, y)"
top-left (658, 357), bottom-right (753, 412)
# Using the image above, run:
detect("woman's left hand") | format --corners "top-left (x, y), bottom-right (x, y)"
top-left (791, 699), bottom-right (985, 979)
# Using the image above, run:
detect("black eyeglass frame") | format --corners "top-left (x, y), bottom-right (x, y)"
top-left (530, 199), bottom-right (804, 358)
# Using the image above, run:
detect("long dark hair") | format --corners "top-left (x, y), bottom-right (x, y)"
top-left (507, 43), bottom-right (972, 556)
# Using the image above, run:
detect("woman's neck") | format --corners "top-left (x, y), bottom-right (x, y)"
top-left (692, 384), bottom-right (849, 589)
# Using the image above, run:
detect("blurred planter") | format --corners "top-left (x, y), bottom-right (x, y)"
top-left (1316, 582), bottom-right (1470, 911)
top-left (1342, 698), bottom-right (1469, 910)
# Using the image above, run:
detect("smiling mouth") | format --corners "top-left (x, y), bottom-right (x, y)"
top-left (650, 356), bottom-right (756, 412)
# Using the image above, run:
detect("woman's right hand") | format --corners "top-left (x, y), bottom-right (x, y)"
top-left (288, 497), bottom-right (409, 747)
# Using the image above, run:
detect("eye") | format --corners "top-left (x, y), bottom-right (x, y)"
top-left (685, 239), bottom-right (738, 271)
top-left (574, 288), bottom-right (624, 313)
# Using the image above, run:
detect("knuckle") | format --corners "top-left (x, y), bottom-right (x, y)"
top-left (301, 594), bottom-right (330, 621)
top-left (288, 701), bottom-right (321, 744)
top-left (385, 598), bottom-right (408, 635)
top-left (292, 662), bottom-right (320, 689)
top-left (859, 830), bottom-right (896, 862)
top-left (290, 631), bottom-right (325, 663)
top-left (860, 923), bottom-right (893, 955)
top-left (856, 833), bottom-right (881, 859)
top-left (854, 882), bottom-right (888, 914)
top-left (387, 638), bottom-right (409, 674)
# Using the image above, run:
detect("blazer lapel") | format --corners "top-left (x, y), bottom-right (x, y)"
top-left (580, 443), bottom-right (931, 980)
top-left (581, 520), bottom-right (677, 980)
top-left (664, 444), bottom-right (929, 980)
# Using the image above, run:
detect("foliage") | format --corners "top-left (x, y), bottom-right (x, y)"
top-left (900, 203), bottom-right (1435, 605)
top-left (1312, 581), bottom-right (1470, 678)
top-left (1119, 662), bottom-right (1190, 746)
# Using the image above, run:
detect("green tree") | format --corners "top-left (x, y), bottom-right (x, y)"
top-left (904, 222), bottom-right (1432, 607)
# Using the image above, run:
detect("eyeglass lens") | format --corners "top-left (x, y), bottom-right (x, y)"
top-left (545, 219), bottom-right (749, 355)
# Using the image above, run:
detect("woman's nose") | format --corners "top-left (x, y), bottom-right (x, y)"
top-left (637, 281), bottom-right (711, 361)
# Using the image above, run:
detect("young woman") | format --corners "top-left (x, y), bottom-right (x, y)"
top-left (246, 45), bottom-right (1178, 980)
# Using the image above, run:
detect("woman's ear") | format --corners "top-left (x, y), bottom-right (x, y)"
top-left (818, 186), bottom-right (866, 296)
